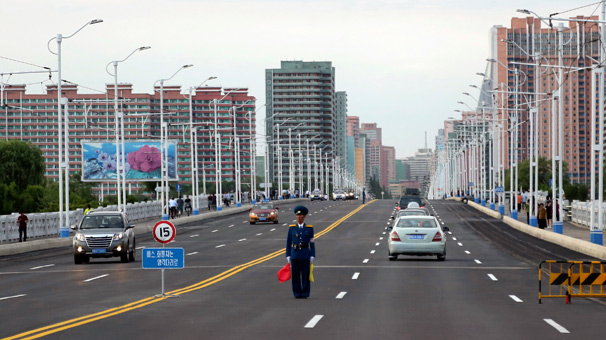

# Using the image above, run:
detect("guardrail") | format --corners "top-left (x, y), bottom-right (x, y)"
top-left (539, 260), bottom-right (606, 304)
top-left (0, 195), bottom-right (218, 243)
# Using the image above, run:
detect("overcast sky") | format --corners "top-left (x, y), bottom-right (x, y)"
top-left (1, 0), bottom-right (597, 158)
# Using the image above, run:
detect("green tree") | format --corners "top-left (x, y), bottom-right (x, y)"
top-left (0, 140), bottom-right (45, 191)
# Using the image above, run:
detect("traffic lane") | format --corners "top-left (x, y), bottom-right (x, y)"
top-left (0, 200), bottom-right (357, 338)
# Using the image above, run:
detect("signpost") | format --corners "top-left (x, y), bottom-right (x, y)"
top-left (176, 183), bottom-right (182, 193)
top-left (145, 221), bottom-right (182, 297)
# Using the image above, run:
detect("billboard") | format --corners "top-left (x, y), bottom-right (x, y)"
top-left (81, 140), bottom-right (177, 182)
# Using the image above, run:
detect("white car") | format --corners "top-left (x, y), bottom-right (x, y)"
top-left (310, 189), bottom-right (325, 201)
top-left (388, 216), bottom-right (448, 261)
top-left (332, 189), bottom-right (346, 200)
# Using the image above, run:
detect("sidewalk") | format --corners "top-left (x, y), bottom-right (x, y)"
top-left (0, 199), bottom-right (305, 257)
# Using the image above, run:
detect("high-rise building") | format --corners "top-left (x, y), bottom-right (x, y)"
top-left (381, 146), bottom-right (396, 188)
top-left (335, 91), bottom-right (348, 167)
top-left (491, 16), bottom-right (600, 184)
top-left (0, 83), bottom-right (255, 195)
top-left (265, 61), bottom-right (336, 192)
top-left (361, 123), bottom-right (382, 181)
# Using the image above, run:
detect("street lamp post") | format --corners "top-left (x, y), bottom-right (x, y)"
top-left (47, 19), bottom-right (103, 237)
top-left (155, 64), bottom-right (193, 220)
top-left (106, 46), bottom-right (150, 215)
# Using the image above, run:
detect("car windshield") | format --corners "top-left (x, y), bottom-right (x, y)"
top-left (253, 204), bottom-right (274, 210)
top-left (335, 190), bottom-right (345, 194)
top-left (398, 211), bottom-right (426, 216)
top-left (397, 219), bottom-right (436, 228)
top-left (80, 215), bottom-right (124, 229)
top-left (313, 190), bottom-right (322, 194)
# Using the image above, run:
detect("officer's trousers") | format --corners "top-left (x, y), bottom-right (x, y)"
top-left (291, 259), bottom-right (311, 298)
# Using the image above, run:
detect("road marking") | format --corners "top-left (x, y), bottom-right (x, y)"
top-left (452, 237), bottom-right (457, 241)
top-left (474, 259), bottom-right (482, 264)
top-left (228, 224), bottom-right (234, 227)
top-left (0, 294), bottom-right (26, 301)
top-left (190, 234), bottom-right (199, 238)
top-left (370, 250), bottom-right (376, 254)
top-left (382, 232), bottom-right (386, 235)
top-left (465, 251), bottom-right (471, 254)
top-left (270, 228), bottom-right (276, 231)
top-left (379, 237), bottom-right (383, 240)
top-left (487, 274), bottom-right (498, 281)
top-left (256, 233), bottom-right (263, 236)
top-left (352, 272), bottom-right (360, 279)
top-left (30, 264), bottom-right (55, 270)
top-left (283, 223), bottom-right (288, 226)
top-left (186, 252), bottom-right (198, 256)
top-left (363, 259), bottom-right (369, 263)
top-left (544, 319), bottom-right (569, 333)
top-left (136, 246), bottom-right (145, 250)
top-left (212, 230), bottom-right (218, 233)
top-left (304, 315), bottom-right (324, 328)
top-left (457, 242), bottom-right (463, 246)
top-left (509, 295), bottom-right (523, 302)
top-left (238, 238), bottom-right (247, 242)
top-left (84, 274), bottom-right (109, 282)
top-left (375, 242), bottom-right (380, 246)
top-left (336, 292), bottom-right (347, 299)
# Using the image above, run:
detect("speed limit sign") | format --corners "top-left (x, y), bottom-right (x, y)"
top-left (153, 221), bottom-right (176, 244)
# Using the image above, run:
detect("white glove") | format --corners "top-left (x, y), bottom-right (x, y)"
top-left (286, 256), bottom-right (290, 264)
top-left (310, 256), bottom-right (314, 263)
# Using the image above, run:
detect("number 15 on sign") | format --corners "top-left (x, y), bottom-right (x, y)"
top-left (153, 221), bottom-right (176, 244)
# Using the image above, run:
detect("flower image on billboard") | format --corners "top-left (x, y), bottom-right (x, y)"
top-left (81, 141), bottom-right (177, 182)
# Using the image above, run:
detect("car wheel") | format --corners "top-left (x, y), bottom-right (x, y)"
top-left (274, 220), bottom-right (279, 224)
top-left (83, 256), bottom-right (90, 263)
top-left (437, 249), bottom-right (446, 261)
top-left (74, 254), bottom-right (83, 264)
top-left (121, 250), bottom-right (129, 263)
top-left (388, 249), bottom-right (397, 261)
top-left (250, 221), bottom-right (255, 225)
top-left (129, 239), bottom-right (136, 262)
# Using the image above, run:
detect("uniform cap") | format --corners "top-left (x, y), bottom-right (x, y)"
top-left (294, 206), bottom-right (308, 215)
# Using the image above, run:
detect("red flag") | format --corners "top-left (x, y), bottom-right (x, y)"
top-left (277, 263), bottom-right (291, 283)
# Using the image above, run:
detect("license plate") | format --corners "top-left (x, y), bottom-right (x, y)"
top-left (92, 248), bottom-right (106, 254)
top-left (259, 218), bottom-right (266, 221)
top-left (408, 235), bottom-right (424, 240)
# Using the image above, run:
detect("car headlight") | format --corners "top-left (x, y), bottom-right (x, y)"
top-left (112, 232), bottom-right (124, 241)
top-left (75, 232), bottom-right (85, 241)
top-left (250, 212), bottom-right (257, 217)
top-left (269, 211), bottom-right (275, 216)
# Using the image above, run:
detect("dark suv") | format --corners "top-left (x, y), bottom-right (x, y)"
top-left (397, 195), bottom-right (424, 211)
top-left (71, 211), bottom-right (136, 264)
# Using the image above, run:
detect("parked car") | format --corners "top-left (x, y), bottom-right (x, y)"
top-left (332, 189), bottom-right (346, 201)
top-left (310, 189), bottom-right (325, 201)
top-left (71, 211), bottom-right (136, 264)
top-left (249, 202), bottom-right (279, 224)
top-left (387, 215), bottom-right (449, 261)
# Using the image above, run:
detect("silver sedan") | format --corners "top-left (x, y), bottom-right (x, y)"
top-left (388, 216), bottom-right (449, 261)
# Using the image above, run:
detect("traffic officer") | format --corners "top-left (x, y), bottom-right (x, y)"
top-left (285, 205), bottom-right (315, 299)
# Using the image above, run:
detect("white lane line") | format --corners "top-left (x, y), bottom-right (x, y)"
top-left (544, 319), bottom-right (569, 333)
top-left (270, 228), bottom-right (276, 231)
top-left (30, 264), bottom-right (55, 270)
top-left (447, 231), bottom-right (452, 235)
top-left (243, 221), bottom-right (249, 224)
top-left (84, 274), bottom-right (109, 282)
top-left (379, 237), bottom-right (383, 240)
top-left (452, 237), bottom-right (457, 241)
top-left (474, 259), bottom-right (482, 264)
top-left (370, 250), bottom-right (376, 254)
top-left (509, 295), bottom-right (523, 303)
top-left (304, 315), bottom-right (324, 328)
top-left (0, 294), bottom-right (26, 301)
top-left (186, 252), bottom-right (198, 256)
top-left (352, 272), bottom-right (360, 280)
top-left (375, 242), bottom-right (380, 246)
top-left (212, 230), bottom-right (218, 233)
top-left (487, 274), bottom-right (498, 281)
top-left (216, 244), bottom-right (226, 248)
top-left (238, 238), bottom-right (247, 242)
top-left (465, 250), bottom-right (471, 254)
top-left (229, 224), bottom-right (235, 227)
top-left (363, 259), bottom-right (369, 264)
top-left (190, 234), bottom-right (199, 238)
top-left (256, 233), bottom-right (263, 236)
top-left (382, 232), bottom-right (386, 235)
top-left (336, 292), bottom-right (347, 299)
top-left (457, 242), bottom-right (463, 247)
top-left (283, 223), bottom-right (288, 226)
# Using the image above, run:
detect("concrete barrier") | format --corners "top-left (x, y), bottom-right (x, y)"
top-left (502, 216), bottom-right (606, 260)
top-left (467, 201), bottom-right (502, 220)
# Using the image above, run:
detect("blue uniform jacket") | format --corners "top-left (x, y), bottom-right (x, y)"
top-left (286, 223), bottom-right (315, 260)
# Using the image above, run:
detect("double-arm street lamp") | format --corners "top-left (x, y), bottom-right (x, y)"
top-left (155, 64), bottom-right (193, 220)
top-left (48, 19), bottom-right (103, 237)
top-left (106, 46), bottom-right (150, 215)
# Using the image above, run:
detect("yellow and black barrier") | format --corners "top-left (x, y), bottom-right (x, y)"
top-left (539, 260), bottom-right (606, 304)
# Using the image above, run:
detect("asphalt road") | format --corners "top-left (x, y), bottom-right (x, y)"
top-left (1, 199), bottom-right (604, 340)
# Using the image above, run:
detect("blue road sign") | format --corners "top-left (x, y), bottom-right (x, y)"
top-left (142, 248), bottom-right (184, 269)
top-left (468, 182), bottom-right (474, 187)
top-left (176, 183), bottom-right (182, 192)
top-left (495, 186), bottom-right (504, 193)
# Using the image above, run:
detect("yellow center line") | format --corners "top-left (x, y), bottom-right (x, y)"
top-left (4, 201), bottom-right (373, 340)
